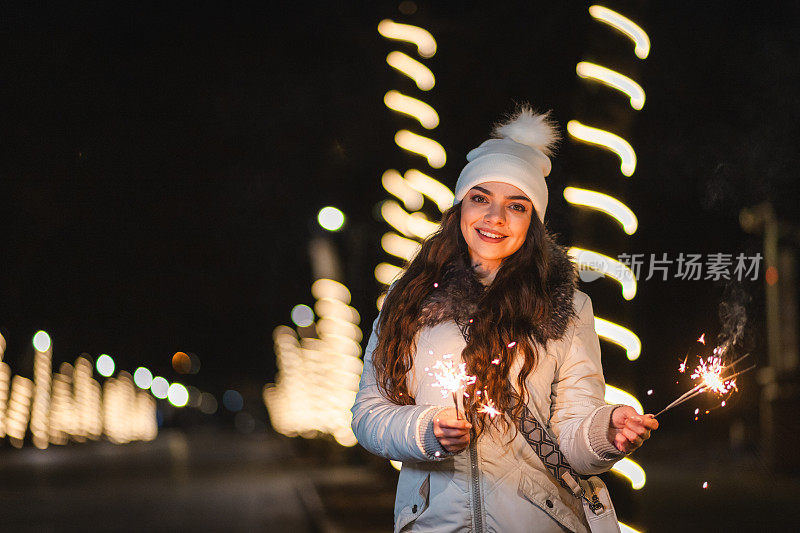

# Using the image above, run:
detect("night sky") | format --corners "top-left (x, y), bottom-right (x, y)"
top-left (2, 1), bottom-right (798, 418)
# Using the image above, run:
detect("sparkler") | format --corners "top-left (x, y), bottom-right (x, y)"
top-left (654, 352), bottom-right (754, 418)
top-left (430, 357), bottom-right (476, 419)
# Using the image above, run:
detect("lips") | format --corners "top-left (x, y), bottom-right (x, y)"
top-left (475, 228), bottom-right (507, 242)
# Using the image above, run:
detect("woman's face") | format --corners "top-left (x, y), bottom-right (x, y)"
top-left (459, 181), bottom-right (533, 275)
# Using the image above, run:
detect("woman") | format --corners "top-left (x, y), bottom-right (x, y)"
top-left (351, 106), bottom-right (658, 533)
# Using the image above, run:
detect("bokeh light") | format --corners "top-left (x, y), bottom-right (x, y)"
top-left (290, 304), bottom-right (315, 328)
top-left (133, 367), bottom-right (153, 389)
top-left (32, 330), bottom-right (51, 352)
top-left (222, 390), bottom-right (243, 412)
top-left (199, 392), bottom-right (218, 414)
top-left (150, 376), bottom-right (169, 399)
top-left (167, 383), bottom-right (189, 407)
top-left (172, 351), bottom-right (192, 374)
top-left (187, 385), bottom-right (201, 407)
top-left (317, 206), bottom-right (345, 231)
top-left (96, 354), bottom-right (115, 377)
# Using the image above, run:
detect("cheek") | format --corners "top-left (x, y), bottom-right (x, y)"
top-left (509, 218), bottom-right (531, 250)
top-left (459, 205), bottom-right (476, 238)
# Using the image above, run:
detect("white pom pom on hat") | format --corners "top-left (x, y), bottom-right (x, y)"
top-left (454, 105), bottom-right (559, 222)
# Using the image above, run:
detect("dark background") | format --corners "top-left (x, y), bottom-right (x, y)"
top-left (1, 1), bottom-right (798, 432)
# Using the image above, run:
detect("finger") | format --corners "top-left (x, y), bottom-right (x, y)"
top-left (626, 418), bottom-right (653, 439)
top-left (439, 427), bottom-right (470, 438)
top-left (622, 427), bottom-right (643, 446)
top-left (614, 433), bottom-right (633, 453)
top-left (438, 419), bottom-right (472, 430)
top-left (440, 438), bottom-right (469, 451)
top-left (440, 435), bottom-right (469, 446)
top-left (625, 421), bottom-right (650, 439)
top-left (642, 415), bottom-right (659, 430)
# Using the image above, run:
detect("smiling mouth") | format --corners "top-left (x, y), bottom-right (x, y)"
top-left (476, 228), bottom-right (506, 241)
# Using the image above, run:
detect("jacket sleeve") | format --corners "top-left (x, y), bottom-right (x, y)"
top-left (548, 293), bottom-right (626, 475)
top-left (350, 315), bottom-right (453, 463)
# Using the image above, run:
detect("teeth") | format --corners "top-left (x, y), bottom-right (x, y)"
top-left (478, 229), bottom-right (504, 238)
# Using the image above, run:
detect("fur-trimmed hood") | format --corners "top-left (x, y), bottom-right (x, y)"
top-left (417, 234), bottom-right (577, 345)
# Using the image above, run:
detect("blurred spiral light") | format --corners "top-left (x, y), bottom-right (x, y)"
top-left (0, 332), bottom-right (156, 448)
top-left (265, 279), bottom-right (363, 447)
top-left (567, 5), bottom-right (650, 514)
top-left (376, 17), bottom-right (450, 310)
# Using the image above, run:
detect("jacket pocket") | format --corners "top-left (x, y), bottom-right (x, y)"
top-left (518, 471), bottom-right (585, 533)
top-left (395, 471), bottom-right (431, 533)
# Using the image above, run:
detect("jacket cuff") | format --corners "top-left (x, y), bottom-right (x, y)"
top-left (587, 404), bottom-right (626, 461)
top-left (416, 406), bottom-right (454, 460)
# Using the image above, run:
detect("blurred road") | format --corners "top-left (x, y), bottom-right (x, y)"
top-left (1, 429), bottom-right (797, 532)
top-left (0, 429), bottom-right (395, 532)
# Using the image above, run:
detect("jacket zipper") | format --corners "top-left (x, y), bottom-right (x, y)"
top-left (469, 440), bottom-right (484, 533)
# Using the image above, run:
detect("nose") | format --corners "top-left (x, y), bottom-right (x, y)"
top-left (483, 202), bottom-right (505, 225)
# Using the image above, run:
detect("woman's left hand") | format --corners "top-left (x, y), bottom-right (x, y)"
top-left (608, 406), bottom-right (658, 454)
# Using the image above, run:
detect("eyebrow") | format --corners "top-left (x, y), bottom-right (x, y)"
top-left (472, 185), bottom-right (532, 202)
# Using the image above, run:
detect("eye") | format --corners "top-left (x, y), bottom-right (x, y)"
top-left (470, 193), bottom-right (488, 203)
top-left (509, 203), bottom-right (527, 213)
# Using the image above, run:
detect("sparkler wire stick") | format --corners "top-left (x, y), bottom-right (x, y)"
top-left (452, 391), bottom-right (460, 420)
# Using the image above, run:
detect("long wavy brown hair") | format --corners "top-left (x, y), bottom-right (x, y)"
top-left (372, 202), bottom-right (553, 436)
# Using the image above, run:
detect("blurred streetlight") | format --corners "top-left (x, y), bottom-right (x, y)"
top-left (96, 354), bottom-right (115, 377)
top-left (290, 304), bottom-right (315, 327)
top-left (317, 206), bottom-right (345, 232)
top-left (151, 376), bottom-right (169, 399)
top-left (167, 383), bottom-right (189, 407)
top-left (32, 331), bottom-right (51, 352)
top-left (134, 367), bottom-right (153, 389)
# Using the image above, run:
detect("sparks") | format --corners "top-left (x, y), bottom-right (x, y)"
top-left (678, 356), bottom-right (688, 373)
top-left (491, 358), bottom-right (500, 365)
top-left (698, 333), bottom-right (706, 344)
top-left (430, 359), bottom-right (476, 399)
top-left (647, 389), bottom-right (653, 396)
top-left (702, 482), bottom-right (708, 489)
top-left (690, 356), bottom-right (736, 395)
top-left (477, 398), bottom-right (502, 419)
top-left (507, 341), bottom-right (517, 349)
top-left (430, 358), bottom-right (476, 419)
top-left (721, 401), bottom-right (726, 407)
top-left (433, 282), bottom-right (439, 288)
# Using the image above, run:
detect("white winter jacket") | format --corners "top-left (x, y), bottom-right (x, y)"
top-left (351, 287), bottom-right (625, 533)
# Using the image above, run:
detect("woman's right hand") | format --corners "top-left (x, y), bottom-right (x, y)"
top-left (433, 408), bottom-right (472, 453)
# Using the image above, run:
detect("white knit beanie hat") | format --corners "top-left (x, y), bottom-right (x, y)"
top-left (454, 106), bottom-right (559, 222)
